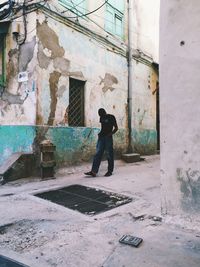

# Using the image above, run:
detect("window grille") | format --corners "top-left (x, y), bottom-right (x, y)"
top-left (68, 78), bottom-right (85, 127)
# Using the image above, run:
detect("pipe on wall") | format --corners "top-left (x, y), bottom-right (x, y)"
top-left (127, 0), bottom-right (133, 152)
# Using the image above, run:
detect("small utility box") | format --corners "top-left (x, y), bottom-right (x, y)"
top-left (40, 140), bottom-right (56, 179)
top-left (122, 153), bottom-right (141, 163)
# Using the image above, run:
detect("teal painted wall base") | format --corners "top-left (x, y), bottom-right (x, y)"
top-left (132, 128), bottom-right (157, 155)
top-left (0, 125), bottom-right (157, 166)
top-left (45, 127), bottom-right (127, 166)
top-left (0, 126), bottom-right (127, 167)
top-left (0, 126), bottom-right (36, 166)
top-left (0, 126), bottom-right (157, 167)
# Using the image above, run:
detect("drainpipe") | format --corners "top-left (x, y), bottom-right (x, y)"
top-left (127, 0), bottom-right (133, 153)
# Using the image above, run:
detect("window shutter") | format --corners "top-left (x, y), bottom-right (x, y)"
top-left (105, 5), bottom-right (114, 33)
top-left (115, 14), bottom-right (123, 37)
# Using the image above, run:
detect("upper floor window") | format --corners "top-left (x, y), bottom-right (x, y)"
top-left (0, 35), bottom-right (6, 87)
top-left (59, 0), bottom-right (87, 16)
top-left (0, 23), bottom-right (9, 86)
top-left (105, 0), bottom-right (124, 38)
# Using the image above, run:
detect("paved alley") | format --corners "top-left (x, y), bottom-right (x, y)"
top-left (0, 155), bottom-right (200, 267)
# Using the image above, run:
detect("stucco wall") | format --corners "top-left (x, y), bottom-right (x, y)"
top-left (36, 14), bottom-right (128, 129)
top-left (132, 0), bottom-right (160, 63)
top-left (0, 7), bottom-right (128, 166)
top-left (0, 0), bottom-right (159, 166)
top-left (160, 0), bottom-right (200, 218)
top-left (131, 61), bottom-right (158, 154)
top-left (129, 0), bottom-right (159, 155)
top-left (52, 0), bottom-right (128, 45)
top-left (34, 12), bottom-right (128, 164)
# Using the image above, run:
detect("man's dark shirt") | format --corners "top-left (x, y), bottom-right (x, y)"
top-left (99, 114), bottom-right (117, 137)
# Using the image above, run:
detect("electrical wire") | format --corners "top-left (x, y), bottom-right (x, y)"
top-left (35, 3), bottom-right (126, 57)
top-left (4, 0), bottom-right (153, 61)
top-left (58, 1), bottom-right (152, 42)
top-left (63, 0), bottom-right (109, 19)
top-left (0, 1), bottom-right (9, 10)
top-left (0, 0), bottom-right (14, 21)
top-left (70, 0), bottom-right (80, 16)
top-left (67, 0), bottom-right (127, 46)
top-left (61, 0), bottom-right (85, 14)
top-left (17, 0), bottom-right (27, 45)
top-left (9, 0), bottom-right (47, 21)
top-left (14, 1), bottom-right (125, 56)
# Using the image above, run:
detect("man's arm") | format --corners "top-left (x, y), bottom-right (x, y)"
top-left (108, 116), bottom-right (118, 136)
top-left (112, 123), bottom-right (118, 135)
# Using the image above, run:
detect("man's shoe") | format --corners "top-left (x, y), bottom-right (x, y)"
top-left (104, 172), bottom-right (112, 177)
top-left (84, 171), bottom-right (96, 177)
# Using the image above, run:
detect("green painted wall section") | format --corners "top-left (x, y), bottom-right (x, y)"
top-left (0, 126), bottom-right (36, 165)
top-left (132, 128), bottom-right (157, 155)
top-left (46, 127), bottom-right (99, 165)
top-left (46, 127), bottom-right (127, 165)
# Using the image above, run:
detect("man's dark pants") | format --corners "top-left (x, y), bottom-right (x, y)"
top-left (92, 136), bottom-right (114, 174)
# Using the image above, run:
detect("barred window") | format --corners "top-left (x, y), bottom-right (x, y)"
top-left (68, 78), bottom-right (85, 127)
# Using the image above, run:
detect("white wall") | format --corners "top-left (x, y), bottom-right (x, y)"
top-left (132, 0), bottom-right (160, 63)
top-left (128, 0), bottom-right (159, 154)
top-left (160, 0), bottom-right (200, 221)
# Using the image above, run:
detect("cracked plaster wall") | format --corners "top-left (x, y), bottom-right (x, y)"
top-left (36, 15), bottom-right (128, 131)
top-left (0, 3), bottom-right (159, 165)
top-left (0, 12), bottom-right (37, 125)
top-left (35, 15), bottom-right (128, 160)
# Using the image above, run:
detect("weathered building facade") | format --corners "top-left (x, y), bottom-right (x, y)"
top-left (0, 0), bottom-right (159, 166)
top-left (131, 0), bottom-right (160, 154)
top-left (160, 0), bottom-right (200, 225)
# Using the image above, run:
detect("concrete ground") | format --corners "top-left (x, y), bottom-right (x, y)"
top-left (0, 155), bottom-right (200, 267)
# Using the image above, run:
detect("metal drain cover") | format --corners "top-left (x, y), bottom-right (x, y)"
top-left (0, 255), bottom-right (29, 267)
top-left (35, 184), bottom-right (132, 215)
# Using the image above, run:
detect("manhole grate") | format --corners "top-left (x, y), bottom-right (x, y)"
top-left (0, 255), bottom-right (29, 267)
top-left (35, 184), bottom-right (132, 215)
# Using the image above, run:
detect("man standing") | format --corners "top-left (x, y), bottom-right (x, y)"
top-left (85, 108), bottom-right (118, 177)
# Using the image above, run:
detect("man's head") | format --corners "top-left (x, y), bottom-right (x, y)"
top-left (98, 108), bottom-right (106, 117)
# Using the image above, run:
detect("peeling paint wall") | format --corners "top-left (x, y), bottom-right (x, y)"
top-left (34, 12), bottom-right (128, 163)
top-left (36, 16), bottom-right (127, 123)
top-left (0, 0), bottom-right (159, 166)
top-left (0, 13), bottom-right (37, 125)
top-left (160, 0), bottom-right (200, 221)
